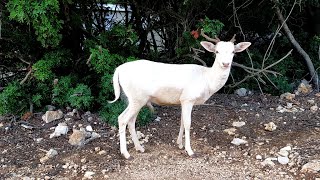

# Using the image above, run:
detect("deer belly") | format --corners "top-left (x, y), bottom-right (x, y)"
top-left (150, 87), bottom-right (182, 105)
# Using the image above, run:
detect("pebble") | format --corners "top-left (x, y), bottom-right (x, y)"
top-left (301, 160), bottom-right (320, 173)
top-left (98, 150), bottom-right (107, 155)
top-left (278, 150), bottom-right (289, 157)
top-left (223, 128), bottom-right (237, 135)
top-left (231, 138), bottom-right (248, 146)
top-left (232, 121), bottom-right (246, 127)
top-left (86, 125), bottom-right (93, 132)
top-left (256, 155), bottom-right (262, 160)
top-left (310, 105), bottom-right (318, 113)
top-left (46, 149), bottom-right (58, 158)
top-left (261, 158), bottom-right (275, 168)
top-left (154, 116), bottom-right (161, 122)
top-left (83, 171), bottom-right (95, 179)
top-left (280, 146), bottom-right (292, 152)
top-left (264, 122), bottom-right (277, 131)
top-left (278, 156), bottom-right (289, 165)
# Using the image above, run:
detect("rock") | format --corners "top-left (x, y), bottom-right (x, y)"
top-left (40, 156), bottom-right (50, 163)
top-left (68, 129), bottom-right (87, 146)
top-left (280, 146), bottom-right (292, 152)
top-left (264, 122), bottom-right (277, 131)
top-left (277, 150), bottom-right (289, 157)
top-left (307, 99), bottom-right (315, 104)
top-left (42, 110), bottom-right (63, 123)
top-left (278, 156), bottom-right (289, 165)
top-left (223, 128), bottom-right (237, 135)
top-left (98, 150), bottom-right (107, 155)
top-left (235, 88), bottom-right (248, 97)
top-left (46, 149), bottom-right (58, 158)
top-left (87, 117), bottom-right (93, 121)
top-left (46, 105), bottom-right (56, 111)
top-left (232, 121), bottom-right (246, 127)
top-left (310, 105), bottom-right (318, 113)
top-left (256, 155), bottom-right (262, 160)
top-left (154, 116), bottom-right (161, 122)
top-left (91, 132), bottom-right (101, 139)
top-left (297, 81), bottom-right (312, 94)
top-left (261, 158), bottom-right (275, 168)
top-left (231, 138), bottom-right (248, 146)
top-left (301, 160), bottom-right (320, 173)
top-left (94, 147), bottom-right (101, 152)
top-left (280, 92), bottom-right (295, 101)
top-left (50, 122), bottom-right (69, 138)
top-left (83, 171), bottom-right (95, 179)
top-left (86, 125), bottom-right (93, 132)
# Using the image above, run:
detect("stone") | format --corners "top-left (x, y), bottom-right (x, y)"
top-left (46, 149), bottom-right (58, 158)
top-left (277, 150), bottom-right (289, 157)
top-left (223, 128), bottom-right (237, 135)
top-left (297, 81), bottom-right (312, 94)
top-left (264, 122), bottom-right (277, 131)
top-left (232, 121), bottom-right (246, 127)
top-left (231, 138), bottom-right (248, 146)
top-left (256, 155), bottom-right (262, 160)
top-left (83, 171), bottom-right (95, 179)
top-left (261, 158), bottom-right (275, 168)
top-left (68, 129), bottom-right (87, 146)
top-left (280, 92), bottom-right (295, 101)
top-left (49, 123), bottom-right (69, 138)
top-left (86, 125), bottom-right (93, 132)
top-left (310, 105), bottom-right (318, 113)
top-left (98, 150), bottom-right (107, 155)
top-left (278, 156), bottom-right (289, 165)
top-left (307, 99), bottom-right (315, 104)
top-left (154, 116), bottom-right (161, 122)
top-left (301, 160), bottom-right (320, 173)
top-left (235, 88), bottom-right (248, 97)
top-left (280, 146), bottom-right (292, 152)
top-left (42, 110), bottom-right (63, 123)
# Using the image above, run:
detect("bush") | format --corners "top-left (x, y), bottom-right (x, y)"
top-left (0, 82), bottom-right (27, 115)
top-left (67, 84), bottom-right (94, 109)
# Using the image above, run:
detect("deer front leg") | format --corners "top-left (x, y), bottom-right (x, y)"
top-left (181, 102), bottom-right (195, 157)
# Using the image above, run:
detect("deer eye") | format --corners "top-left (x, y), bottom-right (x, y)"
top-left (215, 50), bottom-right (219, 54)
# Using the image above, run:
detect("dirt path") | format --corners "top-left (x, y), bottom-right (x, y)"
top-left (1, 94), bottom-right (319, 179)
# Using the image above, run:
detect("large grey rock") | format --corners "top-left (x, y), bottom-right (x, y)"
top-left (42, 110), bottom-right (63, 123)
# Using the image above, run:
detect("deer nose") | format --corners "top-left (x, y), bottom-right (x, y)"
top-left (222, 63), bottom-right (230, 67)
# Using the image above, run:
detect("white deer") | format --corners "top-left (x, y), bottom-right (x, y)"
top-left (109, 30), bottom-right (251, 159)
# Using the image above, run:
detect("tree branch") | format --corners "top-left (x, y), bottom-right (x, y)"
top-left (274, 0), bottom-right (319, 91)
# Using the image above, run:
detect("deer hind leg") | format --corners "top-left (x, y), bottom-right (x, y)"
top-left (177, 116), bottom-right (184, 149)
top-left (128, 114), bottom-right (145, 152)
top-left (118, 100), bottom-right (146, 159)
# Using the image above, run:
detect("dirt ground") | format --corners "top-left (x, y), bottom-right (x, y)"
top-left (1, 93), bottom-right (320, 179)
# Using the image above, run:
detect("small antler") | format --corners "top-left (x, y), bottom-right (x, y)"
top-left (200, 29), bottom-right (220, 44)
top-left (230, 34), bottom-right (236, 43)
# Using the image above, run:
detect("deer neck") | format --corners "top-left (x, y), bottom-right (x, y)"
top-left (206, 60), bottom-right (231, 93)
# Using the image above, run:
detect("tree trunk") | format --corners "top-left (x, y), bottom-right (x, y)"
top-left (275, 5), bottom-right (319, 91)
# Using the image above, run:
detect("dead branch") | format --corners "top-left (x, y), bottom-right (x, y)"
top-left (228, 49), bottom-right (293, 88)
top-left (86, 54), bottom-right (93, 65)
top-left (20, 69), bottom-right (32, 85)
top-left (273, 0), bottom-right (319, 91)
top-left (14, 51), bottom-right (31, 65)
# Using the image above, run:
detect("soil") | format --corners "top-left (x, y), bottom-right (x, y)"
top-left (1, 93), bottom-right (320, 180)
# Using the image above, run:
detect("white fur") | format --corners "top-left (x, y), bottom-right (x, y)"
top-left (109, 41), bottom-right (251, 159)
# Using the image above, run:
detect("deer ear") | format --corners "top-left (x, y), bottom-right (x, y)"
top-left (234, 42), bottom-right (251, 53)
top-left (200, 41), bottom-right (216, 52)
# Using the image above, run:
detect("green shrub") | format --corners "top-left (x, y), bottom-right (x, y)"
top-left (0, 82), bottom-right (27, 115)
top-left (100, 100), bottom-right (154, 127)
top-left (67, 84), bottom-right (93, 109)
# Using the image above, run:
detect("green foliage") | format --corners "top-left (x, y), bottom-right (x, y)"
top-left (100, 100), bottom-right (154, 127)
top-left (197, 17), bottom-right (224, 37)
top-left (0, 82), bottom-right (27, 115)
top-left (67, 84), bottom-right (94, 109)
top-left (52, 76), bottom-right (74, 106)
top-left (32, 50), bottom-right (71, 81)
top-left (176, 17), bottom-right (224, 60)
top-left (6, 0), bottom-right (63, 47)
